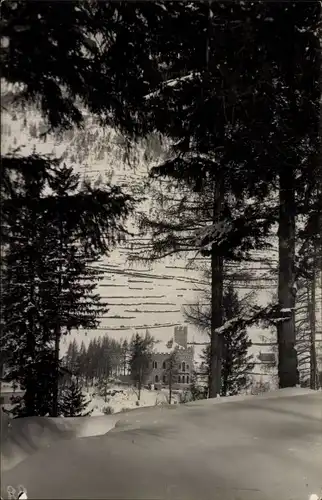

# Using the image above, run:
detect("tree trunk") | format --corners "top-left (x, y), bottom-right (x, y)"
top-left (277, 168), bottom-right (299, 388)
top-left (52, 218), bottom-right (63, 417)
top-left (221, 362), bottom-right (228, 397)
top-left (52, 326), bottom-right (61, 417)
top-left (169, 371), bottom-right (172, 404)
top-left (24, 316), bottom-right (36, 416)
top-left (138, 369), bottom-right (142, 401)
top-left (24, 236), bottom-right (37, 416)
top-left (308, 253), bottom-right (318, 390)
top-left (209, 181), bottom-right (224, 398)
top-left (104, 379), bottom-right (108, 403)
top-left (318, 6), bottom-right (322, 389)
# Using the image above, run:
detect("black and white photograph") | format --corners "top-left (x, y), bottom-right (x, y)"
top-left (1, 1), bottom-right (322, 499)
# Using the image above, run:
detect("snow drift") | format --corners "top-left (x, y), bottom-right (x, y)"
top-left (1, 411), bottom-right (118, 472)
top-left (1, 388), bottom-right (319, 474)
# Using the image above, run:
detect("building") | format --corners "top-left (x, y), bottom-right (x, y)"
top-left (146, 326), bottom-right (194, 389)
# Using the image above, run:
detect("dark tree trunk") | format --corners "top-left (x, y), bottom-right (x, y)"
top-left (52, 218), bottom-right (63, 417)
top-left (277, 168), bottom-right (299, 388)
top-left (24, 318), bottom-right (36, 416)
top-left (52, 326), bottom-right (61, 417)
top-left (24, 237), bottom-right (37, 416)
top-left (209, 182), bottom-right (224, 398)
top-left (308, 264), bottom-right (318, 390)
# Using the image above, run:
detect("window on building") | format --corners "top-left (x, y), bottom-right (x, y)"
top-left (155, 375), bottom-right (159, 383)
top-left (162, 361), bottom-right (166, 369)
top-left (187, 375), bottom-right (190, 384)
top-left (162, 375), bottom-right (166, 383)
top-left (182, 362), bottom-right (185, 372)
top-left (178, 375), bottom-right (181, 383)
top-left (181, 375), bottom-right (185, 384)
top-left (153, 361), bottom-right (158, 369)
top-left (186, 364), bottom-right (189, 371)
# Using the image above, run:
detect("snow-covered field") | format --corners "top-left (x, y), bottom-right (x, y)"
top-left (85, 384), bottom-right (180, 415)
top-left (0, 383), bottom-right (181, 415)
top-left (0, 383), bottom-right (22, 393)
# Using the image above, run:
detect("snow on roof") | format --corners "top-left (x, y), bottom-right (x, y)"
top-left (153, 340), bottom-right (187, 355)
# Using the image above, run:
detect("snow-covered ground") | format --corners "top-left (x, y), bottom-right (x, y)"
top-left (0, 383), bottom-right (22, 393)
top-left (85, 384), bottom-right (180, 415)
top-left (0, 383), bottom-right (181, 415)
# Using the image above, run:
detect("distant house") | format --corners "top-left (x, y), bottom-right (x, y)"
top-left (147, 326), bottom-right (194, 389)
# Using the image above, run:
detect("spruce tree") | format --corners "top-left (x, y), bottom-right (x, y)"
top-left (75, 340), bottom-right (87, 387)
top-left (0, 1), bottom-right (177, 134)
top-left (59, 381), bottom-right (92, 417)
top-left (221, 286), bottom-right (254, 396)
top-left (1, 157), bottom-right (54, 416)
top-left (1, 160), bottom-right (133, 416)
top-left (121, 339), bottom-right (129, 376)
top-left (65, 340), bottom-right (80, 375)
top-left (189, 284), bottom-right (255, 397)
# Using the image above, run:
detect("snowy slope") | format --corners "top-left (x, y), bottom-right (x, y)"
top-left (86, 384), bottom-right (179, 416)
top-left (1, 109), bottom-right (209, 345)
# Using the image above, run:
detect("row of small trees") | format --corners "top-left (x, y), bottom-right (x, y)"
top-left (63, 337), bottom-right (129, 388)
top-left (63, 333), bottom-right (158, 401)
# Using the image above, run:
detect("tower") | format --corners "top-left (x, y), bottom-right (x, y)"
top-left (174, 326), bottom-right (188, 349)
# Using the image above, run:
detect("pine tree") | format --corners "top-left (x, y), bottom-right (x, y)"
top-left (59, 381), bottom-right (92, 417)
top-left (121, 339), bottom-right (129, 376)
top-left (0, 1), bottom-right (177, 134)
top-left (123, 3), bottom-right (280, 397)
top-left (77, 341), bottom-right (87, 386)
top-left (1, 160), bottom-right (133, 416)
top-left (129, 332), bottom-right (154, 401)
top-left (189, 284), bottom-right (255, 397)
top-left (221, 286), bottom-right (254, 395)
top-left (100, 336), bottom-right (113, 381)
top-left (65, 340), bottom-right (79, 375)
top-left (132, 3), bottom-right (320, 393)
top-left (85, 339), bottom-right (96, 388)
top-left (1, 157), bottom-right (55, 416)
top-left (96, 336), bottom-right (112, 401)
